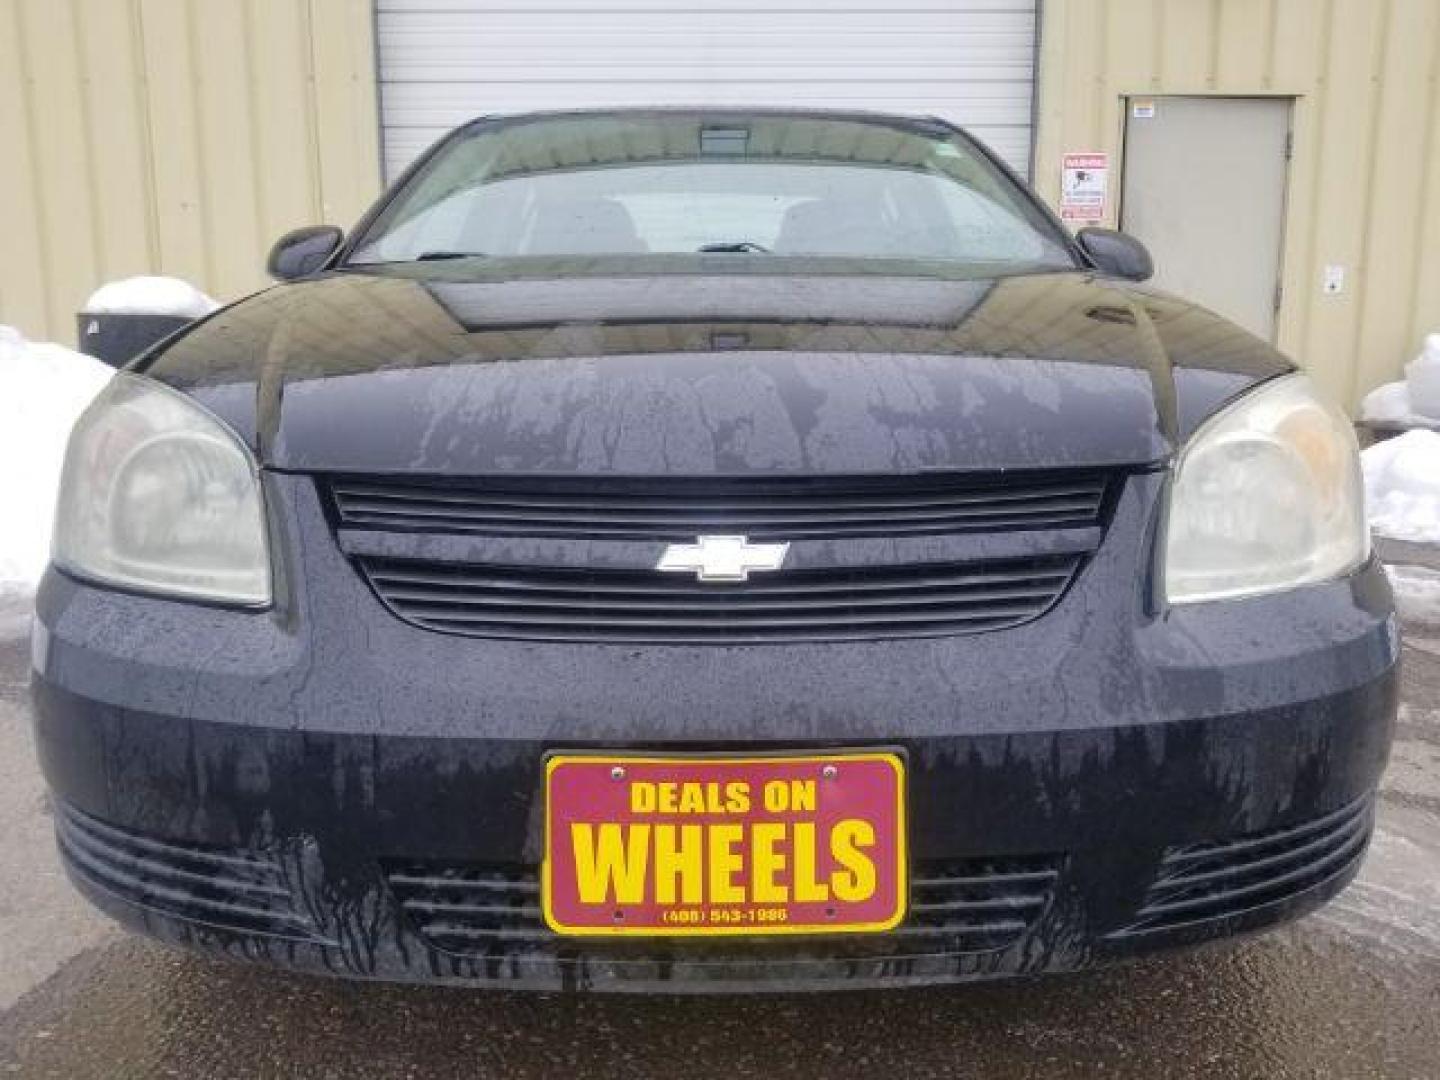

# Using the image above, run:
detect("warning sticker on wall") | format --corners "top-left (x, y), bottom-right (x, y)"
top-left (1060, 152), bottom-right (1109, 223)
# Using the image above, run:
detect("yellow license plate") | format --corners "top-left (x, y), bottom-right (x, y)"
top-left (542, 752), bottom-right (907, 936)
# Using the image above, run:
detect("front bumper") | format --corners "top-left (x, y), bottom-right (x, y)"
top-left (29, 473), bottom-right (1400, 991)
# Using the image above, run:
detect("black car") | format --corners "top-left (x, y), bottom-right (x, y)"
top-left (33, 109), bottom-right (1396, 992)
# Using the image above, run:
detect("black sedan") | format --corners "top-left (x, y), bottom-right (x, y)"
top-left (32, 109), bottom-right (1396, 992)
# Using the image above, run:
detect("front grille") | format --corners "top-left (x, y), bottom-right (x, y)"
top-left (55, 803), bottom-right (318, 940)
top-left (357, 555), bottom-right (1082, 644)
top-left (329, 472), bottom-right (1110, 541)
top-left (1114, 797), bottom-right (1373, 936)
top-left (384, 855), bottom-right (1061, 958)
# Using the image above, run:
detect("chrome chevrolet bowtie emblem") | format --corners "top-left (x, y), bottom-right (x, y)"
top-left (656, 535), bottom-right (790, 582)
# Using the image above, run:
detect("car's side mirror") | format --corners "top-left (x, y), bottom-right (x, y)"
top-left (267, 226), bottom-right (344, 281)
top-left (1075, 228), bottom-right (1154, 282)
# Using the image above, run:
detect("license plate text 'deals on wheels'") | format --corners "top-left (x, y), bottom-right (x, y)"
top-left (542, 753), bottom-right (907, 936)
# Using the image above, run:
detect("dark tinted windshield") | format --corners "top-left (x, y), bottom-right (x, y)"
top-left (348, 113), bottom-right (1076, 271)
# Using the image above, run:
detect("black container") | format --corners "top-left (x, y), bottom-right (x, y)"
top-left (76, 312), bottom-right (194, 369)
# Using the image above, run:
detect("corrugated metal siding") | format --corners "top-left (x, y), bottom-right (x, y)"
top-left (375, 0), bottom-right (1038, 181)
top-left (1035, 0), bottom-right (1440, 407)
top-left (0, 0), bottom-right (382, 344)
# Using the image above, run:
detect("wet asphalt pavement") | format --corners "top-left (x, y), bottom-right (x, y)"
top-left (0, 574), bottom-right (1437, 1079)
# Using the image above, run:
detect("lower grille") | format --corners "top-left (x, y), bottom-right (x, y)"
top-left (906, 856), bottom-right (1062, 951)
top-left (55, 803), bottom-right (316, 940)
top-left (385, 855), bottom-right (1060, 957)
top-left (358, 555), bottom-right (1082, 644)
top-left (385, 864), bottom-right (548, 954)
top-left (1116, 798), bottom-right (1373, 936)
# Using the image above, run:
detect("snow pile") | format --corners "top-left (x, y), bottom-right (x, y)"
top-left (1360, 380), bottom-right (1420, 425)
top-left (83, 276), bottom-right (218, 318)
top-left (1386, 564), bottom-right (1440, 628)
top-left (0, 326), bottom-right (113, 595)
top-left (1362, 429), bottom-right (1440, 544)
top-left (1362, 334), bottom-right (1440, 425)
top-left (1408, 333), bottom-right (1440, 418)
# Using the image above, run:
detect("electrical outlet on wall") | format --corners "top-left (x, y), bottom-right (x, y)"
top-left (1322, 265), bottom-right (1346, 295)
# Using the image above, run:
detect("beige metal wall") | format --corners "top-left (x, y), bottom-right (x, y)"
top-left (0, 0), bottom-right (382, 344)
top-left (1035, 0), bottom-right (1440, 408)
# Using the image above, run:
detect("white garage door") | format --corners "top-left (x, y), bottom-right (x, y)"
top-left (375, 0), bottom-right (1039, 181)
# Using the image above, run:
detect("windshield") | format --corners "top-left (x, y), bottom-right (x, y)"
top-left (348, 113), bottom-right (1077, 271)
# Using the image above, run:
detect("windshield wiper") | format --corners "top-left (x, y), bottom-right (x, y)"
top-left (697, 241), bottom-right (770, 254)
top-left (412, 250), bottom-right (488, 261)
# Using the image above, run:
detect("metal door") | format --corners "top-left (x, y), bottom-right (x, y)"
top-left (1121, 97), bottom-right (1292, 340)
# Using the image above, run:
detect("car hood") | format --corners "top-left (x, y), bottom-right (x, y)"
top-left (141, 261), bottom-right (1293, 476)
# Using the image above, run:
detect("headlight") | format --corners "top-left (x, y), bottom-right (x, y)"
top-left (1164, 374), bottom-right (1368, 604)
top-left (52, 374), bottom-right (271, 606)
